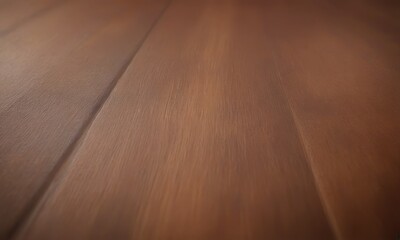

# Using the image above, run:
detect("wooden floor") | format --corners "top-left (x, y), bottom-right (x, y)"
top-left (0, 0), bottom-right (399, 239)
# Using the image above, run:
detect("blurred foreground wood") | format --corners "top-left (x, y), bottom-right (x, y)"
top-left (0, 0), bottom-right (399, 239)
top-left (0, 0), bottom-right (168, 237)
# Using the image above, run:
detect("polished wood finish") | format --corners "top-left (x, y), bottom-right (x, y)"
top-left (264, 2), bottom-right (400, 238)
top-left (16, 1), bottom-right (335, 239)
top-left (1, 0), bottom-right (399, 239)
top-left (0, 0), bottom-right (168, 238)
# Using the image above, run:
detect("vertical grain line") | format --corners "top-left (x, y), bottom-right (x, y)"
top-left (271, 50), bottom-right (342, 240)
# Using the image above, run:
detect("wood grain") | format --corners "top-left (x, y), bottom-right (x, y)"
top-left (16, 1), bottom-right (336, 239)
top-left (0, 0), bottom-right (124, 113)
top-left (263, 2), bottom-right (400, 238)
top-left (0, 0), bottom-right (65, 36)
top-left (1, 0), bottom-right (399, 239)
top-left (0, 0), bottom-right (168, 238)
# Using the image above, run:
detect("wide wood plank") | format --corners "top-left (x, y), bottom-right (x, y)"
top-left (0, 0), bottom-right (64, 36)
top-left (262, 2), bottom-right (400, 238)
top-left (0, 0), bottom-right (168, 238)
top-left (17, 1), bottom-right (335, 239)
top-left (0, 0), bottom-right (125, 113)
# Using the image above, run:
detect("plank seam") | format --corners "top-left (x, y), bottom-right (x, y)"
top-left (7, 0), bottom-right (172, 238)
top-left (271, 50), bottom-right (342, 240)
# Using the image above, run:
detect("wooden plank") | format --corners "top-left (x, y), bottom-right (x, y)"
top-left (0, 0), bottom-right (168, 238)
top-left (0, 0), bottom-right (126, 113)
top-left (0, 0), bottom-right (65, 36)
top-left (17, 1), bottom-right (335, 239)
top-left (263, 2), bottom-right (400, 239)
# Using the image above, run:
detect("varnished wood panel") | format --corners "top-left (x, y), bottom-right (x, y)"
top-left (0, 0), bottom-right (124, 113)
top-left (1, 0), bottom-right (399, 239)
top-left (16, 1), bottom-right (335, 239)
top-left (0, 0), bottom-right (168, 238)
top-left (262, 1), bottom-right (400, 238)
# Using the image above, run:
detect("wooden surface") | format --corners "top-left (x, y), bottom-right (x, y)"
top-left (0, 0), bottom-right (399, 239)
top-left (0, 0), bottom-right (63, 35)
top-left (0, 0), bottom-right (168, 238)
top-left (264, 3), bottom-right (400, 238)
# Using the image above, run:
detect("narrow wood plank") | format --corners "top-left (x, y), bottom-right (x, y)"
top-left (0, 0), bottom-right (168, 237)
top-left (17, 1), bottom-right (335, 239)
top-left (0, 0), bottom-right (65, 36)
top-left (262, 2), bottom-right (400, 239)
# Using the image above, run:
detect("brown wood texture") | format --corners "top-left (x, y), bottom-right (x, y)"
top-left (263, 2), bottom-right (400, 238)
top-left (16, 1), bottom-right (337, 239)
top-left (1, 0), bottom-right (399, 239)
top-left (0, 0), bottom-right (168, 238)
top-left (0, 0), bottom-right (64, 35)
top-left (1, 0), bottom-right (124, 112)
